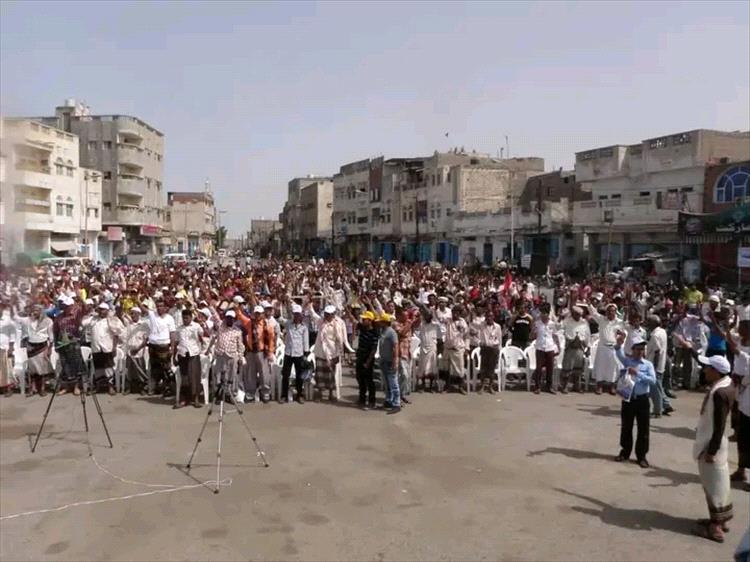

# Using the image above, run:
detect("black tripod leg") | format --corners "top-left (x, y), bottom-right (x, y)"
top-left (226, 387), bottom-right (270, 468)
top-left (80, 383), bottom-right (90, 433)
top-left (214, 394), bottom-right (225, 494)
top-left (186, 381), bottom-right (221, 471)
top-left (89, 391), bottom-right (114, 448)
top-left (31, 378), bottom-right (61, 453)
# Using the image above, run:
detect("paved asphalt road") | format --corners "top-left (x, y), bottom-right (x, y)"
top-left (1, 374), bottom-right (747, 561)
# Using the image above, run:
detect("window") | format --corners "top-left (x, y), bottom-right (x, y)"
top-left (639, 191), bottom-right (650, 197)
top-left (672, 133), bottom-right (691, 145)
top-left (89, 208), bottom-right (99, 218)
top-left (447, 170), bottom-right (451, 182)
top-left (649, 137), bottom-right (668, 149)
top-left (103, 202), bottom-right (111, 211)
top-left (403, 212), bottom-right (408, 222)
top-left (103, 171), bottom-right (111, 180)
top-left (598, 195), bottom-right (608, 200)
top-left (430, 209), bottom-right (435, 218)
top-left (680, 187), bottom-right (693, 193)
top-left (65, 204), bottom-right (73, 216)
top-left (550, 238), bottom-right (560, 259)
top-left (357, 216), bottom-right (368, 224)
top-left (66, 167), bottom-right (74, 177)
top-left (446, 208), bottom-right (453, 216)
top-left (714, 165), bottom-right (750, 203)
top-left (611, 194), bottom-right (621, 199)
top-left (156, 181), bottom-right (162, 190)
top-left (55, 164), bottom-right (64, 175)
top-left (56, 203), bottom-right (64, 215)
top-left (88, 141), bottom-right (97, 151)
top-left (103, 141), bottom-right (112, 149)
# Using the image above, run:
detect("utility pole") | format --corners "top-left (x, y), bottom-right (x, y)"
top-left (415, 195), bottom-right (420, 264)
top-left (330, 211), bottom-right (335, 259)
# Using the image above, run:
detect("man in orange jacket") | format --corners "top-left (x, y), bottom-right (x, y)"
top-left (236, 304), bottom-right (276, 403)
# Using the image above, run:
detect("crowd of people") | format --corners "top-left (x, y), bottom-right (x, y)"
top-left (0, 257), bottom-right (747, 542)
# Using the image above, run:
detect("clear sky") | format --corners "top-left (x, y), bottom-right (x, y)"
top-left (2, 1), bottom-right (748, 235)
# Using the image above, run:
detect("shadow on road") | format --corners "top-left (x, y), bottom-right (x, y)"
top-left (651, 425), bottom-right (695, 440)
top-left (528, 447), bottom-right (701, 488)
top-left (554, 488), bottom-right (695, 536)
top-left (527, 446), bottom-right (613, 461)
top-left (576, 404), bottom-right (620, 418)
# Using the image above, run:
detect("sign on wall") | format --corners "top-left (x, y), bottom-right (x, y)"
top-left (738, 247), bottom-right (750, 269)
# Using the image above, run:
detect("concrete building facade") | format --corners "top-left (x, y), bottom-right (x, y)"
top-left (299, 179), bottom-right (333, 257)
top-left (32, 100), bottom-right (166, 262)
top-left (166, 190), bottom-right (216, 256)
top-left (0, 118), bottom-right (103, 263)
top-left (248, 219), bottom-right (282, 258)
top-left (333, 159), bottom-right (370, 261)
top-left (574, 129), bottom-right (750, 270)
top-left (281, 176), bottom-right (328, 255)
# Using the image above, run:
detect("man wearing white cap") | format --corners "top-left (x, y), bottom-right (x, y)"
top-left (588, 300), bottom-right (626, 395)
top-left (314, 305), bottom-right (345, 401)
top-left (692, 355), bottom-right (736, 542)
top-left (560, 305), bottom-right (590, 393)
top-left (614, 332), bottom-right (656, 468)
top-left (90, 303), bottom-right (124, 395)
top-left (280, 303), bottom-right (309, 403)
top-left (18, 303), bottom-right (54, 396)
top-left (123, 306), bottom-right (149, 394)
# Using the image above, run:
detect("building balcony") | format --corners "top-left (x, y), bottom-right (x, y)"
top-left (113, 205), bottom-right (161, 226)
top-left (116, 176), bottom-right (146, 198)
top-left (13, 169), bottom-right (55, 189)
top-left (117, 144), bottom-right (146, 169)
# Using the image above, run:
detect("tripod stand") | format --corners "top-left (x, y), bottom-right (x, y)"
top-left (185, 371), bottom-right (269, 493)
top-left (32, 370), bottom-right (113, 453)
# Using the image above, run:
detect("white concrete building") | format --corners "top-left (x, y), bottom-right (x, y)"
top-left (0, 118), bottom-right (103, 263)
top-left (299, 178), bottom-right (333, 257)
top-left (573, 129), bottom-right (750, 268)
top-left (333, 159), bottom-right (371, 261)
top-left (166, 190), bottom-right (216, 256)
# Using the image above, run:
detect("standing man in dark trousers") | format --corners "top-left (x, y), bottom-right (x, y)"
top-left (280, 304), bottom-right (309, 403)
top-left (355, 311), bottom-right (379, 410)
top-left (614, 333), bottom-right (656, 468)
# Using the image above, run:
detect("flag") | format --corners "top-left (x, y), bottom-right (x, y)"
top-left (502, 271), bottom-right (513, 294)
top-left (445, 132), bottom-right (449, 137)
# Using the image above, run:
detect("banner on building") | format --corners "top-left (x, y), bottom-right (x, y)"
top-left (738, 247), bottom-right (750, 268)
top-left (678, 204), bottom-right (750, 236)
top-left (107, 227), bottom-right (123, 241)
top-left (140, 225), bottom-right (161, 237)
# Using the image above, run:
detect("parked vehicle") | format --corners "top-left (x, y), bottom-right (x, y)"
top-left (40, 257), bottom-right (92, 269)
top-left (162, 253), bottom-right (188, 265)
top-left (623, 253), bottom-right (681, 284)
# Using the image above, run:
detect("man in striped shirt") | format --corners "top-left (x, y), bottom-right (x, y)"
top-left (355, 311), bottom-right (379, 410)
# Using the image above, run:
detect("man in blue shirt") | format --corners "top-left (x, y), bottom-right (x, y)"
top-left (614, 332), bottom-right (656, 468)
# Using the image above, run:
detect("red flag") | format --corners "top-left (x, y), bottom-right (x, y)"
top-left (502, 271), bottom-right (513, 294)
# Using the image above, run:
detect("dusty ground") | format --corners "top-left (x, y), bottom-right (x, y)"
top-left (1, 375), bottom-right (747, 561)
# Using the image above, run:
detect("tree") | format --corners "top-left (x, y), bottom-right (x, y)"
top-left (215, 226), bottom-right (227, 249)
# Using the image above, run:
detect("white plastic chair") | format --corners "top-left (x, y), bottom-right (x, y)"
top-left (584, 341), bottom-right (597, 392)
top-left (469, 347), bottom-right (481, 392)
top-left (79, 346), bottom-right (94, 389)
top-left (12, 347), bottom-right (27, 395)
top-left (113, 346), bottom-right (126, 392)
top-left (200, 353), bottom-right (212, 404)
top-left (500, 346), bottom-right (530, 391)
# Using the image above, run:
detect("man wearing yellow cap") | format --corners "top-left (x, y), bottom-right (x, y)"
top-left (355, 311), bottom-right (379, 409)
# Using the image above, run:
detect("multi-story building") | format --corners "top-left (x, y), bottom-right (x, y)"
top-left (299, 178), bottom-right (333, 257)
top-left (333, 159), bottom-right (371, 260)
top-left (31, 99), bottom-right (166, 262)
top-left (0, 118), bottom-right (103, 262)
top-left (371, 151), bottom-right (544, 264)
top-left (694, 160), bottom-right (750, 282)
top-left (166, 190), bottom-right (216, 256)
top-left (573, 129), bottom-right (750, 270)
top-left (281, 176), bottom-right (328, 254)
top-left (248, 219), bottom-right (282, 257)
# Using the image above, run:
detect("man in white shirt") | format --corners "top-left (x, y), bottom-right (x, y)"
top-left (728, 320), bottom-right (749, 489)
top-left (647, 315), bottom-right (673, 417)
top-left (443, 306), bottom-right (469, 394)
top-left (145, 300), bottom-right (177, 397)
top-left (588, 302), bottom-right (626, 395)
top-left (123, 307), bottom-right (149, 394)
top-left (90, 303), bottom-right (124, 395)
top-left (172, 308), bottom-right (205, 408)
top-left (18, 303), bottom-right (54, 396)
top-left (0, 302), bottom-right (17, 396)
top-left (477, 310), bottom-right (502, 394)
top-left (531, 304), bottom-right (560, 394)
top-left (560, 306), bottom-right (590, 394)
top-left (314, 305), bottom-right (344, 401)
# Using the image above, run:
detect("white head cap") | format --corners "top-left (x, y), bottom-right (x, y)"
top-left (225, 310), bottom-right (236, 318)
top-left (253, 305), bottom-right (264, 313)
top-left (324, 305), bottom-right (336, 315)
top-left (698, 355), bottom-right (731, 375)
top-left (98, 302), bottom-right (110, 310)
top-left (291, 304), bottom-right (303, 314)
top-left (130, 307), bottom-right (142, 314)
top-left (233, 295), bottom-right (245, 304)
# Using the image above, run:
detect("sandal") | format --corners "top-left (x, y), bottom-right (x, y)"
top-left (691, 521), bottom-right (724, 543)
top-left (696, 519), bottom-right (729, 532)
